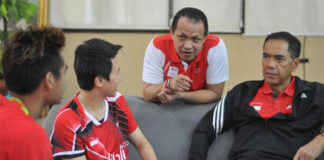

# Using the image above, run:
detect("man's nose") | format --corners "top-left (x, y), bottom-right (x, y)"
top-left (183, 40), bottom-right (193, 49)
top-left (266, 58), bottom-right (276, 68)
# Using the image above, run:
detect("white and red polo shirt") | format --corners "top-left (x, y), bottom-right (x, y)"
top-left (142, 33), bottom-right (228, 91)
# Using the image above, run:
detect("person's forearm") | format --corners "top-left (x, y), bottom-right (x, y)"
top-left (137, 144), bottom-right (157, 160)
top-left (176, 83), bottom-right (225, 103)
top-left (143, 82), bottom-right (164, 102)
top-left (176, 89), bottom-right (222, 104)
top-left (317, 134), bottom-right (324, 150)
top-left (293, 134), bottom-right (324, 160)
top-left (130, 128), bottom-right (157, 160)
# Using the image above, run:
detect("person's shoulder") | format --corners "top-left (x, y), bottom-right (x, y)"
top-left (153, 33), bottom-right (172, 41)
top-left (231, 80), bottom-right (263, 92)
top-left (107, 92), bottom-right (128, 108)
top-left (54, 98), bottom-right (83, 125)
top-left (204, 34), bottom-right (222, 47)
top-left (152, 34), bottom-right (173, 47)
top-left (57, 95), bottom-right (82, 114)
top-left (13, 118), bottom-right (48, 141)
top-left (107, 92), bottom-right (131, 112)
top-left (107, 91), bottom-right (124, 102)
top-left (15, 122), bottom-right (52, 156)
top-left (296, 77), bottom-right (324, 91)
top-left (0, 98), bottom-right (21, 118)
top-left (206, 34), bottom-right (221, 40)
top-left (0, 95), bottom-right (19, 110)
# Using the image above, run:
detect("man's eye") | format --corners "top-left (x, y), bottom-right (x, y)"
top-left (179, 35), bottom-right (185, 39)
top-left (192, 38), bottom-right (199, 42)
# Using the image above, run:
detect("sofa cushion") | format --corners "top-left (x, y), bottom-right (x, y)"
top-left (125, 96), bottom-right (233, 160)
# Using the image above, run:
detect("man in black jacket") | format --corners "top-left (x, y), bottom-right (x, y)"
top-left (189, 31), bottom-right (324, 160)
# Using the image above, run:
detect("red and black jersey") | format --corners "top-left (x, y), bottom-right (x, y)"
top-left (51, 92), bottom-right (137, 160)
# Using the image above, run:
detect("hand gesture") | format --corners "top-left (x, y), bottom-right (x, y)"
top-left (169, 74), bottom-right (192, 92)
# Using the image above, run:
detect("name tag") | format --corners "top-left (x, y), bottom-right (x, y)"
top-left (167, 66), bottom-right (178, 77)
top-left (250, 102), bottom-right (261, 111)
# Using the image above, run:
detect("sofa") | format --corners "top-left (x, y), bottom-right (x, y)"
top-left (44, 95), bottom-right (233, 159)
top-left (43, 95), bottom-right (323, 160)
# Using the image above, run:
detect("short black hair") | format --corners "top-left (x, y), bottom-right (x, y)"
top-left (171, 7), bottom-right (208, 37)
top-left (264, 31), bottom-right (301, 59)
top-left (74, 38), bottom-right (122, 90)
top-left (2, 26), bottom-right (65, 95)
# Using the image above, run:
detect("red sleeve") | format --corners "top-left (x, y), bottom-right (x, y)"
top-left (51, 108), bottom-right (85, 159)
top-left (114, 94), bottom-right (138, 134)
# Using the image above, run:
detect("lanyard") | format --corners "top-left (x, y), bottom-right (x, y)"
top-left (6, 94), bottom-right (29, 115)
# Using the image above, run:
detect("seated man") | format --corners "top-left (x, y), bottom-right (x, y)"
top-left (50, 39), bottom-right (156, 160)
top-left (189, 31), bottom-right (324, 159)
top-left (142, 7), bottom-right (228, 103)
top-left (0, 27), bottom-right (67, 160)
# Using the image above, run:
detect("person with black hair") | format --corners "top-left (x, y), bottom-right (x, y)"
top-left (0, 26), bottom-right (67, 160)
top-left (189, 31), bottom-right (324, 160)
top-left (142, 7), bottom-right (228, 104)
top-left (51, 38), bottom-right (157, 160)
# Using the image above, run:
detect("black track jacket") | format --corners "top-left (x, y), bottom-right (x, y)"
top-left (190, 76), bottom-right (324, 160)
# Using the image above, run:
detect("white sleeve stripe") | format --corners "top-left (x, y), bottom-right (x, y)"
top-left (212, 104), bottom-right (217, 130)
top-left (219, 95), bottom-right (225, 133)
top-left (72, 128), bottom-right (78, 151)
top-left (212, 94), bottom-right (226, 135)
top-left (216, 99), bottom-right (221, 133)
top-left (85, 145), bottom-right (109, 159)
top-left (53, 150), bottom-right (85, 157)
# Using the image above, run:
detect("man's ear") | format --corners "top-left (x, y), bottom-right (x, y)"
top-left (170, 28), bottom-right (175, 40)
top-left (169, 28), bottom-right (173, 35)
top-left (292, 58), bottom-right (300, 72)
top-left (44, 72), bottom-right (54, 90)
top-left (94, 76), bottom-right (104, 88)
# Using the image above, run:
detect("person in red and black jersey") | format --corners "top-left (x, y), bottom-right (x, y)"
top-left (189, 32), bottom-right (324, 160)
top-left (50, 39), bottom-right (156, 160)
top-left (0, 26), bottom-right (67, 160)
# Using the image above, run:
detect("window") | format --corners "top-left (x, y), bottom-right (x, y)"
top-left (49, 0), bottom-right (243, 33)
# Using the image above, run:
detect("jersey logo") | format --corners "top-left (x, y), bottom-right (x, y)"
top-left (167, 66), bottom-right (178, 77)
top-left (249, 102), bottom-right (261, 111)
top-left (300, 93), bottom-right (307, 99)
top-left (90, 138), bottom-right (99, 146)
top-left (286, 105), bottom-right (292, 110)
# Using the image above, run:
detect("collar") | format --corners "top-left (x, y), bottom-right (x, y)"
top-left (6, 94), bottom-right (29, 115)
top-left (294, 76), bottom-right (310, 95)
top-left (261, 76), bottom-right (296, 97)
